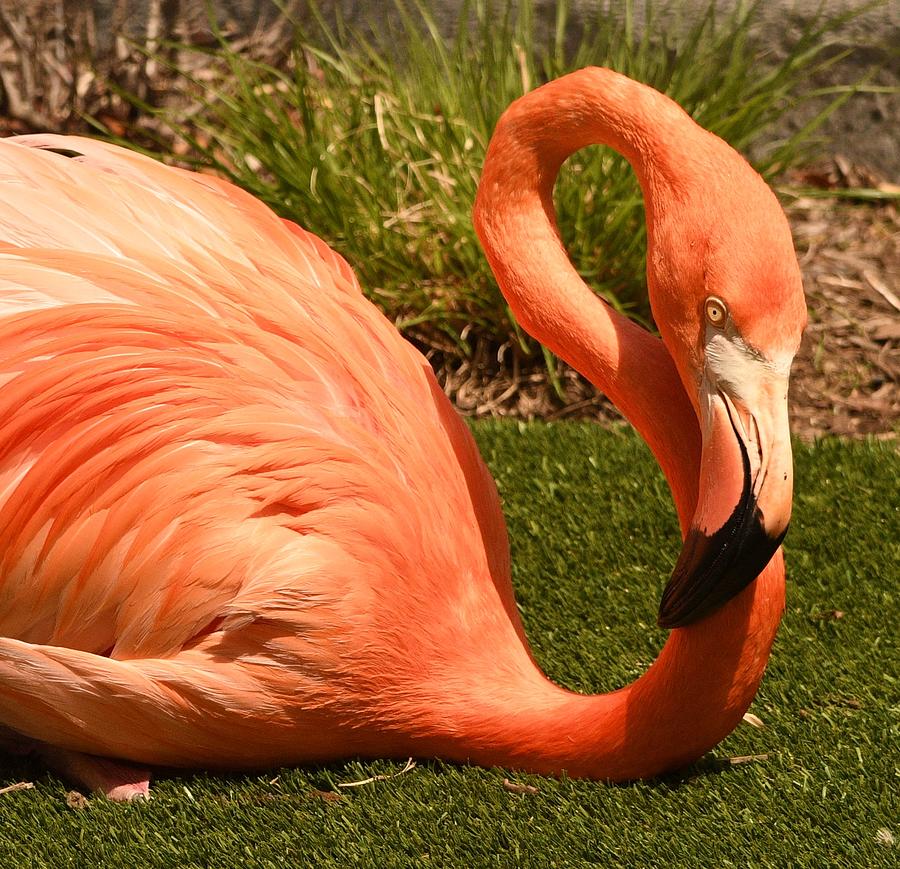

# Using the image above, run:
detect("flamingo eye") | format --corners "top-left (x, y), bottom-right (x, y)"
top-left (704, 296), bottom-right (728, 326)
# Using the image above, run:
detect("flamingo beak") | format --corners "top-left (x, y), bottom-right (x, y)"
top-left (657, 371), bottom-right (793, 628)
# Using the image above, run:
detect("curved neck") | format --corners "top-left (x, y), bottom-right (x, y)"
top-left (474, 67), bottom-right (705, 525)
top-left (466, 67), bottom-right (785, 778)
top-left (406, 554), bottom-right (783, 780)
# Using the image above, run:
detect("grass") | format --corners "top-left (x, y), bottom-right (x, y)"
top-left (131, 0), bottom-right (873, 366)
top-left (0, 423), bottom-right (896, 867)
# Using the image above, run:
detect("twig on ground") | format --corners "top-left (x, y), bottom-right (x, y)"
top-left (0, 781), bottom-right (34, 795)
top-left (728, 753), bottom-right (770, 765)
top-left (336, 758), bottom-right (417, 788)
top-left (503, 778), bottom-right (539, 795)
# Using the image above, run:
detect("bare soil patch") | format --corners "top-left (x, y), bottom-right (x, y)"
top-left (786, 184), bottom-right (898, 440)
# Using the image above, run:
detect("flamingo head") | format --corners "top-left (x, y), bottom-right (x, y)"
top-left (646, 156), bottom-right (807, 628)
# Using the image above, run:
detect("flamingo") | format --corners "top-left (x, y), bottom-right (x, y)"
top-left (0, 67), bottom-right (805, 801)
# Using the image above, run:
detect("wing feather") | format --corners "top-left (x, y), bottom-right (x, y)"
top-left (0, 135), bottom-right (520, 756)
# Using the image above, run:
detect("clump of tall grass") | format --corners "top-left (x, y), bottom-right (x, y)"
top-left (144, 0), bottom-right (862, 373)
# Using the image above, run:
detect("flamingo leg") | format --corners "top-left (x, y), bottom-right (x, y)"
top-left (35, 744), bottom-right (152, 802)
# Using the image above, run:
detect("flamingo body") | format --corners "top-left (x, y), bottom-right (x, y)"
top-left (0, 69), bottom-right (805, 796)
top-left (0, 133), bottom-right (529, 767)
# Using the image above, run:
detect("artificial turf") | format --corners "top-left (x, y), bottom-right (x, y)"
top-left (0, 422), bottom-right (895, 868)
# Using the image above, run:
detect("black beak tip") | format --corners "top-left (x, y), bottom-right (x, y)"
top-left (656, 516), bottom-right (788, 630)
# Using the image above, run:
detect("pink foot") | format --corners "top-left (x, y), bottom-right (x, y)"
top-left (36, 745), bottom-right (152, 801)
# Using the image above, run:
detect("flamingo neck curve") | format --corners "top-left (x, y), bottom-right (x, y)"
top-left (461, 67), bottom-right (785, 779)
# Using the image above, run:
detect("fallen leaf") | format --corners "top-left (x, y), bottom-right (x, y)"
top-left (742, 712), bottom-right (765, 729)
top-left (871, 321), bottom-right (900, 342)
top-left (66, 790), bottom-right (90, 810)
top-left (503, 778), bottom-right (539, 795)
top-left (875, 828), bottom-right (895, 847)
top-left (865, 270), bottom-right (900, 313)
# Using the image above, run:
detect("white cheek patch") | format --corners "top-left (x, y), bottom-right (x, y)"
top-left (767, 348), bottom-right (796, 378)
top-left (704, 330), bottom-right (793, 403)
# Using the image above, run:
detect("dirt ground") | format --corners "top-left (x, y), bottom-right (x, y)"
top-left (784, 169), bottom-right (899, 440)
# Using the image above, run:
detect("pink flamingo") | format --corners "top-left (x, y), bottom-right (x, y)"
top-left (0, 68), bottom-right (805, 800)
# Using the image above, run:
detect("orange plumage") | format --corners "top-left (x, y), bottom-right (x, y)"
top-left (0, 69), bottom-right (804, 800)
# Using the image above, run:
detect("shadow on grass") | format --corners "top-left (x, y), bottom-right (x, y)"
top-left (1, 745), bottom-right (758, 806)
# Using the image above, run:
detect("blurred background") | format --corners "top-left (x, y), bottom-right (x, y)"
top-left (1, 1), bottom-right (895, 173)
